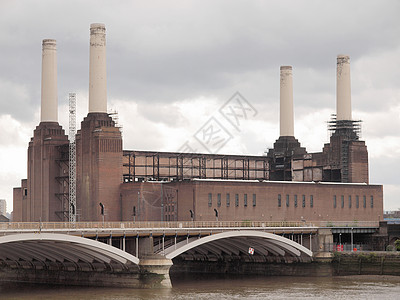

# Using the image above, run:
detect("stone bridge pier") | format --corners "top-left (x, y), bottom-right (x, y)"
top-left (135, 236), bottom-right (173, 288)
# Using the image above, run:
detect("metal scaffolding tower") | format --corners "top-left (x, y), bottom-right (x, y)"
top-left (68, 93), bottom-right (77, 222)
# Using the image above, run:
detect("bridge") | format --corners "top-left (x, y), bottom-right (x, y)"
top-left (0, 221), bottom-right (379, 288)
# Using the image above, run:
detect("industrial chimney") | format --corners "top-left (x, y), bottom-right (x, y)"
top-left (336, 55), bottom-right (352, 121)
top-left (41, 39), bottom-right (58, 122)
top-left (280, 66), bottom-right (294, 137)
top-left (89, 23), bottom-right (107, 113)
top-left (267, 65), bottom-right (306, 181)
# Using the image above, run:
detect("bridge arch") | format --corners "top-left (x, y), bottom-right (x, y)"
top-left (0, 233), bottom-right (139, 271)
top-left (164, 230), bottom-right (312, 261)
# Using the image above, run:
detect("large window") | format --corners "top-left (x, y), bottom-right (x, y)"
top-left (244, 194), bottom-right (248, 207)
top-left (356, 195), bottom-right (359, 208)
top-left (363, 195), bottom-right (366, 208)
top-left (226, 193), bottom-right (230, 207)
top-left (294, 195), bottom-right (298, 208)
top-left (217, 193), bottom-right (221, 207)
top-left (310, 195), bottom-right (314, 208)
top-left (349, 195), bottom-right (352, 208)
top-left (252, 194), bottom-right (256, 207)
top-left (302, 195), bottom-right (306, 208)
top-left (333, 195), bottom-right (337, 208)
top-left (286, 195), bottom-right (290, 207)
top-left (278, 194), bottom-right (281, 207)
top-left (208, 193), bottom-right (212, 207)
top-left (235, 194), bottom-right (239, 207)
top-left (370, 196), bottom-right (374, 208)
top-left (341, 195), bottom-right (344, 208)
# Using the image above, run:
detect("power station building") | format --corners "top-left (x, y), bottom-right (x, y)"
top-left (13, 24), bottom-right (383, 224)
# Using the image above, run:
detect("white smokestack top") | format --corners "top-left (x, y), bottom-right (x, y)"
top-left (89, 23), bottom-right (107, 113)
top-left (280, 66), bottom-right (294, 137)
top-left (336, 55), bottom-right (352, 121)
top-left (40, 39), bottom-right (58, 122)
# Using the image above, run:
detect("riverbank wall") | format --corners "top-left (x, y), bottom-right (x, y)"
top-left (331, 252), bottom-right (400, 276)
top-left (171, 252), bottom-right (400, 277)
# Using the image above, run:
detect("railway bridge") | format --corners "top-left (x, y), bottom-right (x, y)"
top-left (0, 221), bottom-right (379, 288)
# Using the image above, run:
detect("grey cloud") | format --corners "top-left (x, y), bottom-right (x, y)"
top-left (370, 157), bottom-right (400, 186)
top-left (137, 102), bottom-right (189, 128)
top-left (2, 0), bottom-right (400, 125)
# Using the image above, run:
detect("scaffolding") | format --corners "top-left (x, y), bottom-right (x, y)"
top-left (327, 114), bottom-right (362, 139)
top-left (55, 144), bottom-right (69, 220)
top-left (108, 110), bottom-right (122, 134)
top-left (69, 93), bottom-right (77, 222)
top-left (327, 114), bottom-right (362, 183)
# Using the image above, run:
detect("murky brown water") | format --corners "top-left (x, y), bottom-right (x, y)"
top-left (0, 275), bottom-right (399, 299)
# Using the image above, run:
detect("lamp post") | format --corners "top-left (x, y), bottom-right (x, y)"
top-left (189, 209), bottom-right (194, 222)
top-left (214, 208), bottom-right (219, 222)
top-left (161, 184), bottom-right (164, 222)
top-left (99, 202), bottom-right (105, 226)
top-left (137, 191), bottom-right (140, 221)
top-left (351, 228), bottom-right (354, 251)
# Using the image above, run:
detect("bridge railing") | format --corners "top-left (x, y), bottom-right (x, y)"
top-left (1, 221), bottom-right (311, 230)
top-left (313, 221), bottom-right (380, 228)
top-left (0, 220), bottom-right (379, 231)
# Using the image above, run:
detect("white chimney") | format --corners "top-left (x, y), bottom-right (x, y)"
top-left (89, 23), bottom-right (107, 113)
top-left (280, 66), bottom-right (294, 137)
top-left (40, 39), bottom-right (58, 122)
top-left (336, 55), bottom-right (352, 121)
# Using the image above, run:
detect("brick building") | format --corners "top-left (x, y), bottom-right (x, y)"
top-left (13, 25), bottom-right (383, 224)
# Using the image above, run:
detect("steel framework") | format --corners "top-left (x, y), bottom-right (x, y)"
top-left (123, 150), bottom-right (269, 182)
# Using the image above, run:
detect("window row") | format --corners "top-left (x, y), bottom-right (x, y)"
top-left (208, 193), bottom-right (256, 207)
top-left (333, 195), bottom-right (374, 209)
top-left (278, 194), bottom-right (313, 208)
top-left (277, 194), bottom-right (375, 209)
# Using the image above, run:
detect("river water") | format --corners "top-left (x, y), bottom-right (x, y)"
top-left (1, 275), bottom-right (399, 299)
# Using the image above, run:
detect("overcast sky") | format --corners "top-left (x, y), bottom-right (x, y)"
top-left (1, 0), bottom-right (399, 214)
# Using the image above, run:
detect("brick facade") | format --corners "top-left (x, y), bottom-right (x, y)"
top-left (120, 179), bottom-right (383, 223)
top-left (76, 113), bottom-right (123, 221)
top-left (20, 122), bottom-right (69, 222)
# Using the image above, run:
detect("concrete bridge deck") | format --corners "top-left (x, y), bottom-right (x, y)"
top-left (0, 221), bottom-right (380, 288)
top-left (0, 220), bottom-right (378, 235)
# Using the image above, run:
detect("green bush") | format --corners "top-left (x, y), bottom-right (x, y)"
top-left (332, 251), bottom-right (342, 261)
top-left (241, 220), bottom-right (252, 227)
top-left (367, 252), bottom-right (377, 262)
top-left (386, 245), bottom-right (395, 251)
top-left (395, 239), bottom-right (400, 251)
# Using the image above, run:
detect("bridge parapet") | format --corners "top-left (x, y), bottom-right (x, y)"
top-left (0, 220), bottom-right (379, 232)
